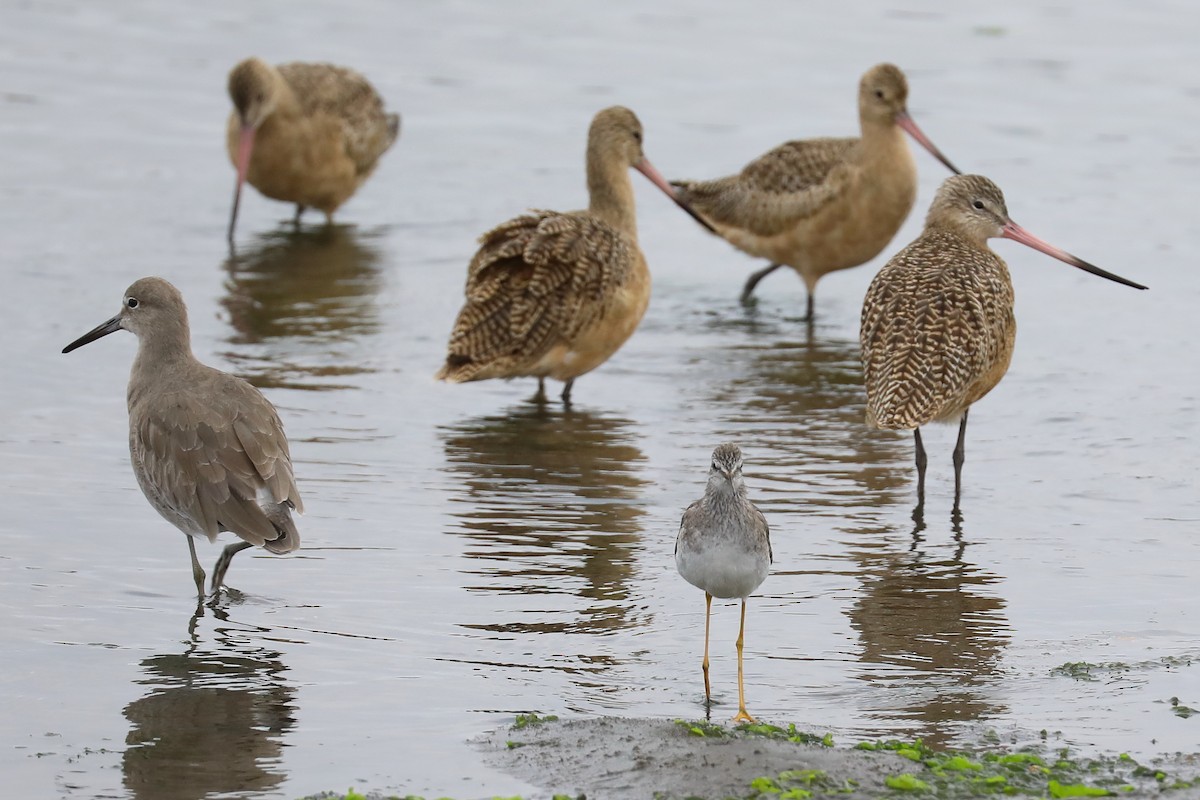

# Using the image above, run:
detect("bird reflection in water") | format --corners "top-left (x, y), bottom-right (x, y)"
top-left (221, 224), bottom-right (385, 391)
top-left (847, 518), bottom-right (1009, 748)
top-left (122, 610), bottom-right (295, 800)
top-left (703, 331), bottom-right (912, 518)
top-left (441, 404), bottom-right (648, 639)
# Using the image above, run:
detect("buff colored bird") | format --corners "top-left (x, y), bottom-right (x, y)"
top-left (436, 106), bottom-right (711, 404)
top-left (860, 175), bottom-right (1146, 513)
top-left (63, 277), bottom-right (303, 598)
top-left (673, 63), bottom-right (960, 317)
top-left (226, 57), bottom-right (400, 241)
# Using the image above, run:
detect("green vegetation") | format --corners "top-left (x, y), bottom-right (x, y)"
top-left (1051, 655), bottom-right (1196, 682)
top-left (512, 713), bottom-right (559, 730)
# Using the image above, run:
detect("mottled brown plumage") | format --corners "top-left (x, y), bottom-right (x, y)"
top-left (673, 63), bottom-right (960, 315)
top-left (436, 106), bottom-right (693, 403)
top-left (861, 174), bottom-right (1147, 512)
top-left (63, 277), bottom-right (303, 598)
top-left (226, 57), bottom-right (400, 240)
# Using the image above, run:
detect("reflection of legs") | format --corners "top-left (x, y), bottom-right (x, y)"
top-left (187, 536), bottom-right (206, 599)
top-left (740, 263), bottom-right (783, 304)
top-left (952, 410), bottom-right (970, 512)
top-left (732, 598), bottom-right (756, 723)
top-left (211, 541), bottom-right (254, 594)
top-left (702, 592), bottom-right (712, 703)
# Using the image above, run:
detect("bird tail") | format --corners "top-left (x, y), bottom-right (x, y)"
top-left (262, 502), bottom-right (300, 554)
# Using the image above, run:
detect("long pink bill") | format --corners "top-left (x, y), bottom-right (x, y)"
top-left (634, 157), bottom-right (717, 234)
top-left (1002, 221), bottom-right (1147, 290)
top-left (227, 123), bottom-right (256, 243)
top-left (896, 111), bottom-right (962, 176)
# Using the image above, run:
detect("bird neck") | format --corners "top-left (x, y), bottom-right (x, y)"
top-left (586, 152), bottom-right (638, 237)
top-left (707, 476), bottom-right (747, 507)
top-left (129, 318), bottom-right (195, 397)
top-left (860, 116), bottom-right (912, 166)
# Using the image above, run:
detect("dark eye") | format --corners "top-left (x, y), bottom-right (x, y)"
top-left (126, 297), bottom-right (139, 308)
top-left (633, 130), bottom-right (642, 143)
top-left (972, 200), bottom-right (985, 210)
top-left (874, 89), bottom-right (885, 100)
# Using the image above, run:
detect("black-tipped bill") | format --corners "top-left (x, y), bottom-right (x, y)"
top-left (1002, 221), bottom-right (1148, 291)
top-left (62, 315), bottom-right (123, 354)
top-left (896, 111), bottom-right (962, 176)
top-left (634, 157), bottom-right (718, 234)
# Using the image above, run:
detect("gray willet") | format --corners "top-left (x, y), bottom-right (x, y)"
top-left (672, 63), bottom-right (961, 317)
top-left (226, 57), bottom-right (401, 242)
top-left (676, 443), bottom-right (772, 723)
top-left (63, 277), bottom-right (303, 599)
top-left (860, 174), bottom-right (1147, 516)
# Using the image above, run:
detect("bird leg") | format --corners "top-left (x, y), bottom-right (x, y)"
top-left (293, 205), bottom-right (306, 225)
top-left (952, 409), bottom-right (969, 513)
top-left (211, 541), bottom-right (254, 595)
top-left (187, 536), bottom-right (206, 600)
top-left (560, 379), bottom-right (574, 406)
top-left (702, 592), bottom-right (713, 703)
top-left (732, 598), bottom-right (757, 724)
top-left (740, 263), bottom-right (783, 304)
top-left (913, 428), bottom-right (928, 515)
top-left (803, 291), bottom-right (815, 323)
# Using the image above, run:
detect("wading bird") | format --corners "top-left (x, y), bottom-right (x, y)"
top-left (676, 443), bottom-right (772, 723)
top-left (63, 277), bottom-right (303, 598)
top-left (673, 63), bottom-right (960, 318)
top-left (860, 174), bottom-right (1147, 514)
top-left (226, 57), bottom-right (400, 242)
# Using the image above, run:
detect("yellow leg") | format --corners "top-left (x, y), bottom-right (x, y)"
top-left (732, 598), bottom-right (757, 724)
top-left (702, 592), bottom-right (712, 703)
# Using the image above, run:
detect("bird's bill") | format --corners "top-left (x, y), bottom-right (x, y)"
top-left (62, 315), bottom-right (123, 354)
top-left (634, 157), bottom-right (718, 233)
top-left (227, 123), bottom-right (256, 243)
top-left (895, 111), bottom-right (962, 176)
top-left (1001, 221), bottom-right (1148, 290)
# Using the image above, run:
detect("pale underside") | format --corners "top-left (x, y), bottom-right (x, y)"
top-left (675, 497), bottom-right (772, 599)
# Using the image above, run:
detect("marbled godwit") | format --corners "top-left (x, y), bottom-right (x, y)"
top-left (676, 443), bottom-right (772, 723)
top-left (673, 63), bottom-right (961, 318)
top-left (860, 174), bottom-right (1147, 513)
top-left (226, 57), bottom-right (400, 242)
top-left (62, 277), bottom-right (303, 598)
top-left (436, 106), bottom-right (710, 404)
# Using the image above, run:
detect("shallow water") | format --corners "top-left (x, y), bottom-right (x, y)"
top-left (2, 1), bottom-right (1199, 797)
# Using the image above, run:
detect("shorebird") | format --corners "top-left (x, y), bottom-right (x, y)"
top-left (860, 174), bottom-right (1147, 513)
top-left (226, 57), bottom-right (400, 242)
top-left (673, 63), bottom-right (961, 318)
top-left (676, 443), bottom-right (772, 723)
top-left (436, 105), bottom-right (712, 404)
top-left (63, 277), bottom-right (303, 598)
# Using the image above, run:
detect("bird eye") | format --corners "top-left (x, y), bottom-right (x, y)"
top-left (126, 297), bottom-right (139, 309)
top-left (874, 89), bottom-right (885, 100)
top-left (972, 200), bottom-right (985, 210)
top-left (633, 130), bottom-right (643, 143)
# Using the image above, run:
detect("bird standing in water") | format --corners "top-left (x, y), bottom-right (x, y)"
top-left (672, 63), bottom-right (960, 318)
top-left (860, 174), bottom-right (1147, 514)
top-left (63, 277), bottom-right (303, 598)
top-left (676, 443), bottom-right (772, 723)
top-left (436, 105), bottom-right (712, 404)
top-left (226, 57), bottom-right (400, 242)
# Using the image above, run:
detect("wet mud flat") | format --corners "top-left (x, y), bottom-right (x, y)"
top-left (481, 717), bottom-right (1200, 799)
top-left (304, 715), bottom-right (1200, 799)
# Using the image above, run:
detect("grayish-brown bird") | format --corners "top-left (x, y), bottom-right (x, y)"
top-left (672, 63), bottom-right (961, 317)
top-left (435, 106), bottom-right (712, 404)
top-left (63, 277), bottom-right (303, 598)
top-left (675, 443), bottom-right (772, 723)
top-left (226, 57), bottom-right (400, 242)
top-left (860, 174), bottom-right (1147, 513)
